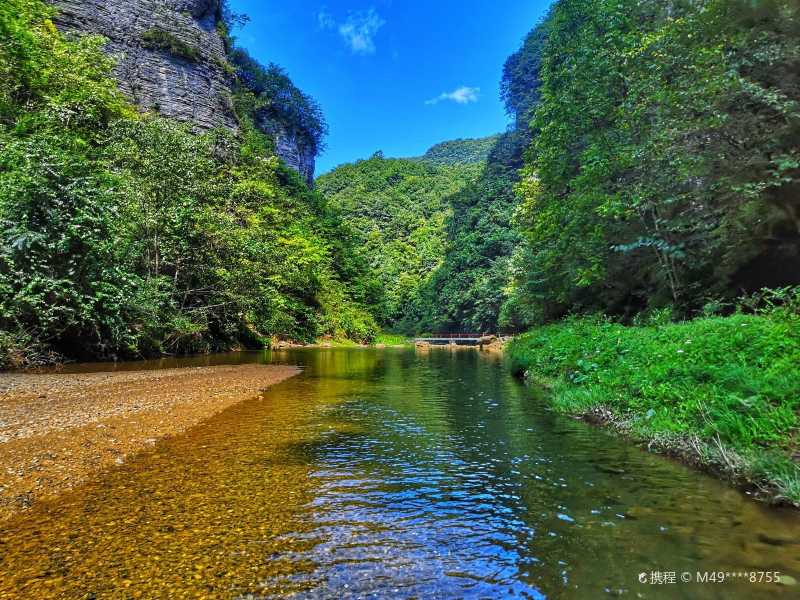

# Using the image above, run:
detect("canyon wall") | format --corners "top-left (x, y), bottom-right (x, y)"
top-left (52, 0), bottom-right (315, 183)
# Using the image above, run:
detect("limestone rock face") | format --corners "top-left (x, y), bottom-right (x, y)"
top-left (256, 113), bottom-right (317, 185)
top-left (51, 0), bottom-right (316, 183)
top-left (275, 129), bottom-right (316, 187)
top-left (54, 0), bottom-right (236, 131)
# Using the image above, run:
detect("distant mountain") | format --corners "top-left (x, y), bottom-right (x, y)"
top-left (417, 135), bottom-right (502, 166)
top-left (316, 153), bottom-right (482, 333)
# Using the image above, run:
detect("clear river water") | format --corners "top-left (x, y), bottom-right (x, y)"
top-left (1, 348), bottom-right (798, 599)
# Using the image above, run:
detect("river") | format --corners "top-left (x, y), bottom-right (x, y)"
top-left (0, 348), bottom-right (798, 599)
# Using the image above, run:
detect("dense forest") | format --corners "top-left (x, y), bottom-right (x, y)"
top-left (320, 0), bottom-right (799, 337)
top-left (316, 153), bottom-right (482, 332)
top-left (0, 0), bottom-right (377, 367)
top-left (2, 0), bottom-right (798, 363)
top-left (504, 0), bottom-right (800, 328)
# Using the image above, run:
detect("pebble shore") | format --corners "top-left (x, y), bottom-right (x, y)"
top-left (0, 364), bottom-right (300, 522)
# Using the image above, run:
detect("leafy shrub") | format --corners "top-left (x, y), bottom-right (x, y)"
top-left (230, 48), bottom-right (327, 156)
top-left (0, 0), bottom-right (141, 360)
top-left (140, 28), bottom-right (200, 62)
top-left (317, 282), bottom-right (379, 344)
top-left (738, 286), bottom-right (800, 320)
top-left (0, 328), bottom-right (59, 370)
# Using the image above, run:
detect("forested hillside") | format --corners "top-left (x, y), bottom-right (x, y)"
top-left (0, 0), bottom-right (376, 367)
top-left (504, 0), bottom-right (800, 328)
top-left (322, 0), bottom-right (799, 338)
top-left (425, 28), bottom-right (545, 333)
top-left (418, 136), bottom-right (501, 166)
top-left (317, 25), bottom-right (544, 335)
top-left (423, 132), bottom-right (526, 333)
top-left (316, 154), bottom-right (481, 332)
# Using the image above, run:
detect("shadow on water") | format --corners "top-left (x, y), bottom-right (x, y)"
top-left (0, 348), bottom-right (798, 599)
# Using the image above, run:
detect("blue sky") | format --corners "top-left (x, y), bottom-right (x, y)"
top-left (228, 1), bottom-right (553, 174)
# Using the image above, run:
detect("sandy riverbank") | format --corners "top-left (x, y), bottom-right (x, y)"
top-left (0, 364), bottom-right (300, 522)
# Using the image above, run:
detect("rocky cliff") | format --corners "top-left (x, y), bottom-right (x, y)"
top-left (52, 0), bottom-right (316, 183)
top-left (256, 112), bottom-right (317, 185)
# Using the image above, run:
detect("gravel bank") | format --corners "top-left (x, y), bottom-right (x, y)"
top-left (0, 364), bottom-right (300, 522)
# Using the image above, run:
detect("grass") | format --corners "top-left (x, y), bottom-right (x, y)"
top-left (373, 332), bottom-right (412, 346)
top-left (315, 338), bottom-right (362, 348)
top-left (310, 332), bottom-right (412, 347)
top-left (141, 29), bottom-right (201, 62)
top-left (506, 313), bottom-right (800, 505)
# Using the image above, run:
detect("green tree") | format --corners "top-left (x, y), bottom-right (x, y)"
top-left (505, 0), bottom-right (800, 328)
top-left (317, 154), bottom-right (480, 332)
top-left (0, 0), bottom-right (140, 362)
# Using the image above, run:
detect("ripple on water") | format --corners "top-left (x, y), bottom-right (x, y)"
top-left (0, 348), bottom-right (798, 599)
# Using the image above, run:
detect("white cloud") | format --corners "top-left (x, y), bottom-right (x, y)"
top-left (425, 86), bottom-right (481, 106)
top-left (317, 7), bottom-right (386, 55)
top-left (317, 9), bottom-right (335, 30)
top-left (338, 9), bottom-right (386, 55)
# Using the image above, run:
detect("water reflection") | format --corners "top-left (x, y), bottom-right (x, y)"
top-left (0, 348), bottom-right (797, 599)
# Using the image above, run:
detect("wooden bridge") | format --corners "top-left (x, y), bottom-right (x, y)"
top-left (414, 333), bottom-right (494, 346)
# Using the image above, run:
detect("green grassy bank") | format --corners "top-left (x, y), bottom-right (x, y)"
top-left (373, 333), bottom-right (413, 346)
top-left (507, 312), bottom-right (800, 505)
top-left (305, 332), bottom-right (412, 348)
